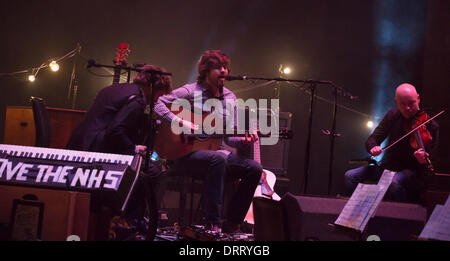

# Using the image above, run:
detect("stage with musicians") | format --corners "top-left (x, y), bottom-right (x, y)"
top-left (0, 1), bottom-right (449, 243)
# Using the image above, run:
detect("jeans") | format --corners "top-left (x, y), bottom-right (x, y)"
top-left (344, 164), bottom-right (423, 203)
top-left (177, 150), bottom-right (262, 225)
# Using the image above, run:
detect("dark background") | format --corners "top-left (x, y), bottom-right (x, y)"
top-left (0, 0), bottom-right (449, 197)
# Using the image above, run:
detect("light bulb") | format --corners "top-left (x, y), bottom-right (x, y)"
top-left (49, 61), bottom-right (59, 72)
top-left (283, 67), bottom-right (292, 74)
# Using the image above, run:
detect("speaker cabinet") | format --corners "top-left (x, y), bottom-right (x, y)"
top-left (366, 200), bottom-right (427, 241)
top-left (253, 197), bottom-right (288, 241)
top-left (0, 185), bottom-right (90, 241)
top-left (281, 193), bottom-right (354, 241)
top-left (259, 111), bottom-right (292, 177)
top-left (279, 193), bottom-right (427, 241)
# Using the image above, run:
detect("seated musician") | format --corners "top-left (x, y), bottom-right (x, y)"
top-left (66, 65), bottom-right (172, 227)
top-left (344, 83), bottom-right (439, 203)
top-left (154, 50), bottom-right (262, 233)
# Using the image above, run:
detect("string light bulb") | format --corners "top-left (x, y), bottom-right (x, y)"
top-left (367, 120), bottom-right (374, 128)
top-left (28, 74), bottom-right (36, 82)
top-left (279, 64), bottom-right (292, 75)
top-left (49, 60), bottom-right (59, 72)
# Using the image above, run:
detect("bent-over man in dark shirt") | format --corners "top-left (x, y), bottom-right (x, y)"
top-left (67, 64), bottom-right (172, 229)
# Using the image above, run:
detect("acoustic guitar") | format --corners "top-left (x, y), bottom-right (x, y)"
top-left (154, 107), bottom-right (292, 160)
top-left (243, 115), bottom-right (281, 225)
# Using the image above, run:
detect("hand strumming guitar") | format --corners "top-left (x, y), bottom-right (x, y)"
top-left (175, 118), bottom-right (199, 131)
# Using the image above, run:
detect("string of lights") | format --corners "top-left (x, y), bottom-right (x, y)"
top-left (0, 44), bottom-right (129, 83)
top-left (0, 44), bottom-right (81, 82)
top-left (0, 47), bottom-right (381, 127)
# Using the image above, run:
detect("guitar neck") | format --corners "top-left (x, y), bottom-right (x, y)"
top-left (182, 130), bottom-right (287, 138)
top-left (113, 43), bottom-right (130, 84)
top-left (112, 67), bottom-right (121, 84)
top-left (253, 138), bottom-right (261, 164)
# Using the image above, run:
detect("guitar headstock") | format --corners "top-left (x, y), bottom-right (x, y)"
top-left (115, 43), bottom-right (130, 66)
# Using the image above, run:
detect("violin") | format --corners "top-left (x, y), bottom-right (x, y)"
top-left (404, 110), bottom-right (434, 173)
top-left (380, 109), bottom-right (444, 174)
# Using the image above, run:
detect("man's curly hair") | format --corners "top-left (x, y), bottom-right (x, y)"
top-left (133, 64), bottom-right (172, 94)
top-left (197, 50), bottom-right (231, 84)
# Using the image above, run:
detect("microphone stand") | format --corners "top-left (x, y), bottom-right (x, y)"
top-left (326, 85), bottom-right (357, 195)
top-left (232, 76), bottom-right (332, 194)
top-left (242, 76), bottom-right (332, 86)
top-left (254, 77), bottom-right (332, 195)
top-left (233, 76), bottom-right (356, 195)
top-left (143, 86), bottom-right (157, 173)
top-left (87, 60), bottom-right (173, 76)
top-left (303, 83), bottom-right (316, 194)
top-left (327, 87), bottom-right (339, 195)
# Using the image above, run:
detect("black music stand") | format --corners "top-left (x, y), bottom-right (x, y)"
top-left (328, 223), bottom-right (364, 241)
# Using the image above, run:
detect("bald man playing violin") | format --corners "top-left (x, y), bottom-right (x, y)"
top-left (344, 83), bottom-right (439, 203)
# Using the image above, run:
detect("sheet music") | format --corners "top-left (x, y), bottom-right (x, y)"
top-left (334, 170), bottom-right (396, 231)
top-left (419, 195), bottom-right (450, 241)
top-left (377, 169), bottom-right (396, 190)
top-left (335, 183), bottom-right (381, 231)
top-left (371, 170), bottom-right (396, 217)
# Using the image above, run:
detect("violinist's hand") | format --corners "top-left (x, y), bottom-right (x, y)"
top-left (135, 145), bottom-right (148, 156)
top-left (370, 146), bottom-right (383, 156)
top-left (414, 148), bottom-right (429, 164)
top-left (241, 130), bottom-right (259, 145)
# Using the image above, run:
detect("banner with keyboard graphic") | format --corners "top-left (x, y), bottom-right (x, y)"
top-left (0, 144), bottom-right (139, 210)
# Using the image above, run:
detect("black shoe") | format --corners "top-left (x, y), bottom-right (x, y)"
top-left (240, 222), bottom-right (254, 234)
top-left (222, 221), bottom-right (241, 234)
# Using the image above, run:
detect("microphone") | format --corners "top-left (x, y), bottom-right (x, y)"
top-left (87, 59), bottom-right (97, 68)
top-left (133, 63), bottom-right (146, 68)
top-left (225, 75), bottom-right (247, 81)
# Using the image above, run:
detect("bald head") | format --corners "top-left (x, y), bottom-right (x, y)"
top-left (395, 83), bottom-right (418, 99)
top-left (394, 83), bottom-right (420, 119)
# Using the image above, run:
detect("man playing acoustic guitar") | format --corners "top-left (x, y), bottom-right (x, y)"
top-left (155, 50), bottom-right (262, 233)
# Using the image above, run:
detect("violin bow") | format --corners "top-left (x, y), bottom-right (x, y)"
top-left (382, 109), bottom-right (446, 152)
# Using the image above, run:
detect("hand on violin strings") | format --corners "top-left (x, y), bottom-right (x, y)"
top-left (370, 146), bottom-right (383, 156)
top-left (414, 148), bottom-right (429, 164)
